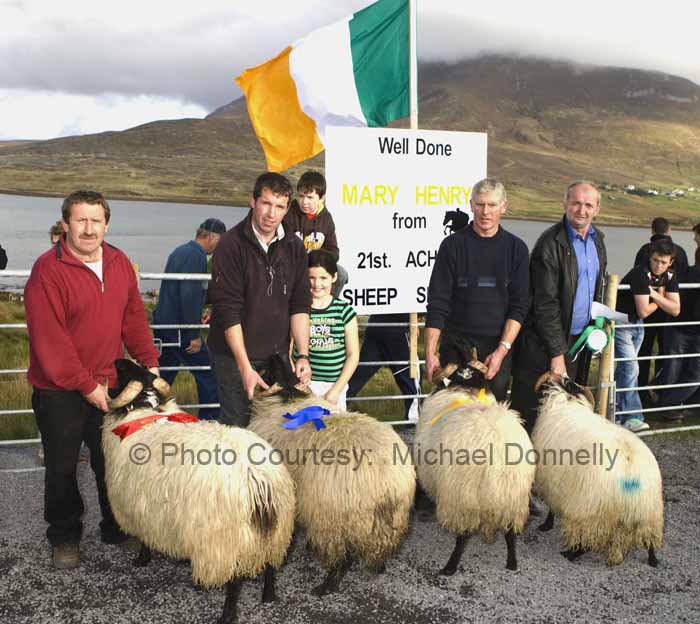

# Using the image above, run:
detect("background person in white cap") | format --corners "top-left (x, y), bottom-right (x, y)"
top-left (152, 218), bottom-right (226, 420)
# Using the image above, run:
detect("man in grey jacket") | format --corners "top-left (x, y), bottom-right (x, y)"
top-left (510, 181), bottom-right (607, 433)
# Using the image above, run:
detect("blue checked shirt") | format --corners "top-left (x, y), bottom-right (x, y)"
top-left (565, 217), bottom-right (600, 335)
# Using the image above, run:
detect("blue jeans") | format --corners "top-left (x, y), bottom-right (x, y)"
top-left (656, 328), bottom-right (700, 407)
top-left (155, 330), bottom-right (220, 421)
top-left (614, 324), bottom-right (645, 422)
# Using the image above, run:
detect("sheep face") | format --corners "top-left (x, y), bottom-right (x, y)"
top-left (109, 358), bottom-right (171, 416)
top-left (534, 372), bottom-right (594, 407)
top-left (256, 353), bottom-right (309, 401)
top-left (432, 361), bottom-right (495, 403)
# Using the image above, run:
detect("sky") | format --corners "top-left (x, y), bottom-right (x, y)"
top-left (1, 0), bottom-right (699, 140)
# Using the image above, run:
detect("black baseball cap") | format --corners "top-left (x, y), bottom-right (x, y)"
top-left (199, 218), bottom-right (226, 235)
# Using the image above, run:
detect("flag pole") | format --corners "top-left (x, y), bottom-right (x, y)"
top-left (408, 0), bottom-right (420, 382)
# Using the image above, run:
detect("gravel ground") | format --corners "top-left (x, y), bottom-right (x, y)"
top-left (1, 432), bottom-right (698, 624)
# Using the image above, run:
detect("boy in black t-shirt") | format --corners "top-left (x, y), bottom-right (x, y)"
top-left (615, 240), bottom-right (680, 432)
top-left (656, 247), bottom-right (700, 420)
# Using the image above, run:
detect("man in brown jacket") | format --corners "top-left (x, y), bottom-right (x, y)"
top-left (207, 172), bottom-right (311, 426)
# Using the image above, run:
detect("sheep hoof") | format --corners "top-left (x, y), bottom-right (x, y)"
top-left (648, 547), bottom-right (659, 567)
top-left (537, 511), bottom-right (554, 532)
top-left (439, 564), bottom-right (458, 576)
top-left (506, 561), bottom-right (517, 571)
top-left (561, 547), bottom-right (585, 562)
top-left (311, 583), bottom-right (334, 597)
top-left (133, 544), bottom-right (151, 567)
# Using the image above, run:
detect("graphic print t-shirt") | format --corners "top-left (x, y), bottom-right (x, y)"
top-left (295, 298), bottom-right (356, 382)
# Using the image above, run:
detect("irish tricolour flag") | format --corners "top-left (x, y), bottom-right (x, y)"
top-left (236, 0), bottom-right (409, 171)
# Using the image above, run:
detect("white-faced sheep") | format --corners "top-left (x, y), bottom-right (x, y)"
top-left (102, 358), bottom-right (296, 624)
top-left (532, 373), bottom-right (663, 567)
top-left (416, 361), bottom-right (536, 575)
top-left (247, 355), bottom-right (416, 596)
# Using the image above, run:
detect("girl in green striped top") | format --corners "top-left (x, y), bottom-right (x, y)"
top-left (294, 250), bottom-right (359, 409)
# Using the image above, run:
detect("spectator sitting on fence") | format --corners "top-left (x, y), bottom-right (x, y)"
top-left (615, 239), bottom-right (680, 432)
top-left (654, 246), bottom-right (700, 422)
top-left (152, 218), bottom-right (226, 421)
top-left (284, 170), bottom-right (349, 296)
top-left (347, 313), bottom-right (422, 421)
top-left (633, 217), bottom-right (688, 406)
top-left (293, 249), bottom-right (358, 409)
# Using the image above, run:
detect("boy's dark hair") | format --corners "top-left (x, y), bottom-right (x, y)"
top-left (651, 217), bottom-right (670, 236)
top-left (649, 239), bottom-right (676, 259)
top-left (693, 223), bottom-right (700, 237)
top-left (61, 190), bottom-right (111, 224)
top-left (308, 249), bottom-right (337, 276)
top-left (253, 172), bottom-right (293, 203)
top-left (297, 170), bottom-right (326, 198)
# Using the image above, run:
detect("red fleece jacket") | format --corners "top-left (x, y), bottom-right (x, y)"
top-left (24, 239), bottom-right (159, 395)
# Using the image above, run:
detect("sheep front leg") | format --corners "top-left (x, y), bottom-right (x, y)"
top-left (133, 543), bottom-right (152, 567)
top-left (261, 564), bottom-right (276, 603)
top-left (219, 579), bottom-right (242, 624)
top-left (538, 511), bottom-right (555, 532)
top-left (505, 528), bottom-right (517, 571)
top-left (648, 546), bottom-right (659, 568)
top-left (312, 556), bottom-right (352, 596)
top-left (440, 533), bottom-right (470, 576)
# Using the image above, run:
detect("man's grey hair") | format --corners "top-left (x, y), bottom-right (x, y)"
top-left (564, 180), bottom-right (601, 206)
top-left (472, 178), bottom-right (507, 203)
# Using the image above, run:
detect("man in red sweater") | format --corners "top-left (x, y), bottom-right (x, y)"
top-left (24, 190), bottom-right (159, 570)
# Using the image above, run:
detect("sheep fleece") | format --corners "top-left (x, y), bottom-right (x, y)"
top-left (532, 388), bottom-right (663, 564)
top-left (249, 395), bottom-right (416, 569)
top-left (416, 390), bottom-right (535, 541)
top-left (102, 404), bottom-right (295, 587)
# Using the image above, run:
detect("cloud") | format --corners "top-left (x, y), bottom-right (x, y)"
top-left (0, 89), bottom-right (206, 140)
top-left (0, 0), bottom-right (698, 139)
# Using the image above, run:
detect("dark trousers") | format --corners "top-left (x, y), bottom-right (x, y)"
top-left (656, 329), bottom-right (700, 407)
top-left (347, 327), bottom-right (420, 419)
top-left (32, 387), bottom-right (124, 547)
top-left (209, 349), bottom-right (265, 428)
top-left (440, 333), bottom-right (513, 402)
top-left (510, 334), bottom-right (591, 434)
top-left (155, 331), bottom-right (219, 420)
top-left (638, 320), bottom-right (665, 402)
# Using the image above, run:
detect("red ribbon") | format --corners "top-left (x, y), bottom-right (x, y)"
top-left (111, 412), bottom-right (199, 441)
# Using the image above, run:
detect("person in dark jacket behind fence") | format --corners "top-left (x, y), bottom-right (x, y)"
top-left (633, 216), bottom-right (688, 405)
top-left (207, 172), bottom-right (311, 427)
top-left (654, 246), bottom-right (700, 422)
top-left (152, 218), bottom-right (225, 420)
top-left (24, 190), bottom-right (160, 570)
top-left (510, 181), bottom-right (607, 433)
top-left (424, 178), bottom-right (530, 402)
top-left (0, 243), bottom-right (7, 269)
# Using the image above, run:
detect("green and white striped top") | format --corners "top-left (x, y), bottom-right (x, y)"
top-left (296, 298), bottom-right (356, 382)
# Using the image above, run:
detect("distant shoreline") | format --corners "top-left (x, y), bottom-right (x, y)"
top-left (0, 189), bottom-right (691, 231)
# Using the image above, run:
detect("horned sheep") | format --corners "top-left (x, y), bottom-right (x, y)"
top-left (102, 358), bottom-right (296, 624)
top-left (415, 361), bottom-right (536, 575)
top-left (533, 373), bottom-right (663, 566)
top-left (248, 357), bottom-right (416, 595)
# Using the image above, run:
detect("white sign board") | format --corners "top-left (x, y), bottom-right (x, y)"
top-left (326, 127), bottom-right (488, 314)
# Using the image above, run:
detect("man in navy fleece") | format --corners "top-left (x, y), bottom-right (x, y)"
top-left (153, 218), bottom-right (225, 420)
top-left (424, 178), bottom-right (529, 401)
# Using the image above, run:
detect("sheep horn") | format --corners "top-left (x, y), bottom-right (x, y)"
top-left (256, 382), bottom-right (283, 397)
top-left (431, 363), bottom-right (458, 385)
top-left (108, 380), bottom-right (144, 409)
top-left (467, 359), bottom-right (488, 375)
top-left (534, 372), bottom-right (556, 394)
top-left (152, 377), bottom-right (171, 398)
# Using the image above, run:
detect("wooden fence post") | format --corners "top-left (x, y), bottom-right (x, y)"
top-left (596, 273), bottom-right (619, 417)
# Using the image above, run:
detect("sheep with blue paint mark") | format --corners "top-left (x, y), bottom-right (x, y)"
top-left (533, 373), bottom-right (663, 566)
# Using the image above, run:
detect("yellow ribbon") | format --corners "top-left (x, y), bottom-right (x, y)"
top-left (428, 388), bottom-right (494, 427)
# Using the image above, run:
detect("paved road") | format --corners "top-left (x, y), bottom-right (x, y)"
top-left (1, 434), bottom-right (698, 624)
